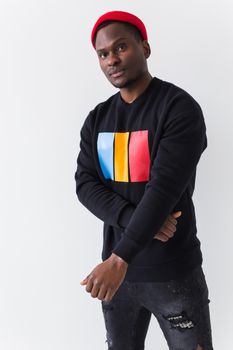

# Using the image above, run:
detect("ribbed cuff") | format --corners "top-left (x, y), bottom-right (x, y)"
top-left (112, 232), bottom-right (142, 264)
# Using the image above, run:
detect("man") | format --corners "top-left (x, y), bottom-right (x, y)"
top-left (75, 10), bottom-right (213, 350)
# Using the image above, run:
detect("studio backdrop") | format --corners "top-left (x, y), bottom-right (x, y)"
top-left (0, 0), bottom-right (232, 349)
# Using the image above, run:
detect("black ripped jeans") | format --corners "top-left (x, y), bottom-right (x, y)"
top-left (101, 265), bottom-right (213, 350)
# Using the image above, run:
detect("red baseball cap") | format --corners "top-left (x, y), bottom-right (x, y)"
top-left (91, 10), bottom-right (148, 49)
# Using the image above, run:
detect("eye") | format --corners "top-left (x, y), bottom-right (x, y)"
top-left (98, 51), bottom-right (108, 60)
top-left (116, 43), bottom-right (127, 52)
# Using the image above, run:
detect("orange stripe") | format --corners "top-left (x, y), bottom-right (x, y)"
top-left (114, 132), bottom-right (129, 182)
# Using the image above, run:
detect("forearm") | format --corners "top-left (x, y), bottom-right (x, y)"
top-left (75, 170), bottom-right (136, 228)
top-left (112, 105), bottom-right (207, 262)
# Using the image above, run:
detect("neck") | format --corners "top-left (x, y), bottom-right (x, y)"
top-left (119, 72), bottom-right (153, 104)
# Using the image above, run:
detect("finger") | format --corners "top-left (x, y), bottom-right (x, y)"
top-left (168, 217), bottom-right (177, 225)
top-left (80, 277), bottom-right (88, 285)
top-left (163, 219), bottom-right (177, 230)
top-left (154, 232), bottom-right (169, 242)
top-left (154, 233), bottom-right (169, 242)
top-left (104, 287), bottom-right (115, 302)
top-left (159, 220), bottom-right (177, 236)
top-left (85, 275), bottom-right (94, 293)
top-left (160, 217), bottom-right (176, 232)
top-left (97, 287), bottom-right (108, 301)
top-left (159, 227), bottom-right (175, 238)
top-left (90, 280), bottom-right (101, 298)
top-left (163, 221), bottom-right (177, 233)
top-left (80, 273), bottom-right (91, 285)
top-left (158, 230), bottom-right (172, 239)
top-left (171, 211), bottom-right (182, 219)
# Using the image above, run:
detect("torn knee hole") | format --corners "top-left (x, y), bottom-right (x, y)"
top-left (163, 311), bottom-right (195, 331)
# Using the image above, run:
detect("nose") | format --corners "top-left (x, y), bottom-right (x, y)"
top-left (107, 51), bottom-right (120, 66)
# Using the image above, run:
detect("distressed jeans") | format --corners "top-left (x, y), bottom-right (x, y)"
top-left (101, 265), bottom-right (213, 350)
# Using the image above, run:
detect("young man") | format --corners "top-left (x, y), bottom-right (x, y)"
top-left (75, 10), bottom-right (213, 350)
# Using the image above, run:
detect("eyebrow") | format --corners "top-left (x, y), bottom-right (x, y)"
top-left (96, 37), bottom-right (128, 52)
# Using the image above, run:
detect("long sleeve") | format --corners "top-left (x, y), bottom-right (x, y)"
top-left (112, 95), bottom-right (208, 262)
top-left (75, 112), bottom-right (135, 229)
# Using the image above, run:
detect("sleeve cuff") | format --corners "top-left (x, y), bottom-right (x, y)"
top-left (112, 232), bottom-right (142, 263)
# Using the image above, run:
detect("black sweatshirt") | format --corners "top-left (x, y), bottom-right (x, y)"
top-left (75, 76), bottom-right (207, 282)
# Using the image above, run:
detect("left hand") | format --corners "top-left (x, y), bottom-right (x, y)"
top-left (80, 253), bottom-right (128, 301)
top-left (154, 211), bottom-right (182, 242)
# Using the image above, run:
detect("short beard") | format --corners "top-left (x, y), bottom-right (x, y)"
top-left (109, 75), bottom-right (139, 89)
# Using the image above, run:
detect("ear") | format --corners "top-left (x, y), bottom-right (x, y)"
top-left (142, 41), bottom-right (151, 59)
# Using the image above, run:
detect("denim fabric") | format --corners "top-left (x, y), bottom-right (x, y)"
top-left (101, 265), bottom-right (213, 350)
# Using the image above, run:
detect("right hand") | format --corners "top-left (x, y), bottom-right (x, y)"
top-left (154, 211), bottom-right (182, 242)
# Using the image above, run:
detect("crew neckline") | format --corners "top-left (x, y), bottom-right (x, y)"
top-left (117, 76), bottom-right (160, 107)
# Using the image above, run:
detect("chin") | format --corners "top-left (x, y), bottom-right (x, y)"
top-left (109, 77), bottom-right (131, 89)
top-left (111, 81), bottom-right (127, 89)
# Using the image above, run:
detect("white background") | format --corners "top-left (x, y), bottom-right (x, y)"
top-left (0, 0), bottom-right (232, 349)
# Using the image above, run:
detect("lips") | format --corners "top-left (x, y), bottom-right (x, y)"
top-left (109, 69), bottom-right (125, 78)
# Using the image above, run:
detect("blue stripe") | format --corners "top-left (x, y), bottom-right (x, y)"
top-left (97, 132), bottom-right (114, 180)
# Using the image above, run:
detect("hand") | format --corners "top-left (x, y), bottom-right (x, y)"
top-left (80, 253), bottom-right (128, 302)
top-left (154, 211), bottom-right (182, 242)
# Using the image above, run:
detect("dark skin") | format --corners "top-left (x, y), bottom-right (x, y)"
top-left (80, 22), bottom-right (182, 301)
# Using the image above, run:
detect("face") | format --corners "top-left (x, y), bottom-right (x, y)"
top-left (95, 22), bottom-right (151, 89)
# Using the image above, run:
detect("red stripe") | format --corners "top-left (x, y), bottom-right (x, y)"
top-left (129, 130), bottom-right (150, 182)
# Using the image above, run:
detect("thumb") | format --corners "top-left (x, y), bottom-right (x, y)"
top-left (80, 277), bottom-right (88, 285)
top-left (172, 211), bottom-right (182, 218)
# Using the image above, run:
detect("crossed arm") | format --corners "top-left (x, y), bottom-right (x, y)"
top-left (80, 210), bottom-right (182, 301)
top-left (75, 113), bottom-right (189, 301)
top-left (76, 95), bottom-right (207, 302)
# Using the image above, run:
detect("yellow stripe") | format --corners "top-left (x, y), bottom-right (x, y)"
top-left (114, 132), bottom-right (129, 182)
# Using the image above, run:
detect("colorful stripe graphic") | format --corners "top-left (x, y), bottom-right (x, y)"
top-left (97, 130), bottom-right (150, 183)
top-left (129, 130), bottom-right (150, 182)
top-left (114, 132), bottom-right (129, 182)
top-left (97, 132), bottom-right (114, 180)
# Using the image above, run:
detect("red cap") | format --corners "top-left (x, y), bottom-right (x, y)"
top-left (91, 10), bottom-right (148, 49)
